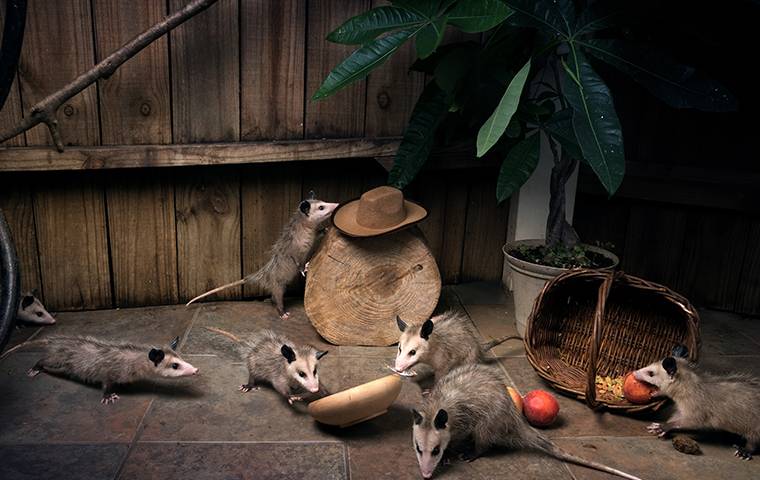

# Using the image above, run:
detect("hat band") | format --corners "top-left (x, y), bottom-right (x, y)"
top-left (356, 203), bottom-right (407, 229)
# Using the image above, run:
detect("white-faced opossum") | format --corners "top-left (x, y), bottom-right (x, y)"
top-left (0, 335), bottom-right (198, 404)
top-left (412, 364), bottom-right (642, 480)
top-left (17, 291), bottom-right (55, 325)
top-left (205, 327), bottom-right (328, 405)
top-left (634, 352), bottom-right (760, 460)
top-left (186, 193), bottom-right (339, 320)
top-left (394, 310), bottom-right (519, 379)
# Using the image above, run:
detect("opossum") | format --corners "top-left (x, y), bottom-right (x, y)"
top-left (634, 353), bottom-right (760, 460)
top-left (0, 335), bottom-right (198, 404)
top-left (17, 291), bottom-right (55, 325)
top-left (205, 327), bottom-right (328, 405)
top-left (394, 310), bottom-right (519, 379)
top-left (186, 193), bottom-right (339, 320)
top-left (411, 364), bottom-right (642, 480)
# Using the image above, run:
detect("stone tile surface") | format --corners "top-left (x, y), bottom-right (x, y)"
top-left (451, 282), bottom-right (508, 305)
top-left (0, 444), bottom-right (128, 480)
top-left (465, 303), bottom-right (524, 357)
top-left (119, 442), bottom-right (347, 480)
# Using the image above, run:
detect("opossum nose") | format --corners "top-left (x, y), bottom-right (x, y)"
top-left (309, 386), bottom-right (319, 393)
top-left (192, 368), bottom-right (199, 375)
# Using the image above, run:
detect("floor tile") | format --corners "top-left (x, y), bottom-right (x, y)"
top-left (4, 325), bottom-right (43, 350)
top-left (451, 282), bottom-right (508, 305)
top-left (555, 436), bottom-right (760, 480)
top-left (119, 442), bottom-right (347, 480)
top-left (0, 444), bottom-right (128, 480)
top-left (465, 302), bottom-right (525, 357)
top-left (0, 353), bottom-right (154, 443)
top-left (699, 309), bottom-right (760, 356)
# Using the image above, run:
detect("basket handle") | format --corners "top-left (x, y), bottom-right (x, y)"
top-left (584, 270), bottom-right (624, 409)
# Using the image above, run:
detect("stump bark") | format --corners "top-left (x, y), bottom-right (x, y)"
top-left (305, 226), bottom-right (441, 346)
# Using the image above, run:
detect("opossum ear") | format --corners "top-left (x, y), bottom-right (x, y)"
top-left (315, 350), bottom-right (328, 360)
top-left (671, 344), bottom-right (689, 359)
top-left (299, 200), bottom-right (311, 215)
top-left (21, 295), bottom-right (34, 309)
top-left (169, 336), bottom-right (179, 350)
top-left (412, 408), bottom-right (423, 425)
top-left (433, 409), bottom-right (448, 430)
top-left (420, 319), bottom-right (434, 340)
top-left (663, 357), bottom-right (677, 377)
top-left (396, 316), bottom-right (407, 332)
top-left (308, 190), bottom-right (316, 200)
top-left (148, 348), bottom-right (165, 367)
top-left (281, 345), bottom-right (297, 363)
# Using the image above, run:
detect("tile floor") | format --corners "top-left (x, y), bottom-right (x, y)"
top-left (1, 283), bottom-right (758, 479)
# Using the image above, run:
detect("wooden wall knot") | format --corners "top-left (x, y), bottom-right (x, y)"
top-left (376, 91), bottom-right (391, 110)
top-left (63, 104), bottom-right (75, 117)
top-left (139, 102), bottom-right (152, 116)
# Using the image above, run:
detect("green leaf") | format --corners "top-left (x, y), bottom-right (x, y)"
top-left (579, 39), bottom-right (737, 112)
top-left (416, 16), bottom-right (447, 58)
top-left (327, 6), bottom-right (426, 45)
top-left (433, 46), bottom-right (474, 93)
top-left (393, 0), bottom-right (439, 18)
top-left (574, 3), bottom-right (621, 36)
top-left (313, 30), bottom-right (414, 101)
top-left (476, 58), bottom-right (531, 157)
top-left (496, 133), bottom-right (540, 203)
top-left (504, 0), bottom-right (575, 37)
top-left (388, 83), bottom-right (450, 188)
top-left (561, 49), bottom-right (624, 195)
top-left (448, 0), bottom-right (512, 33)
top-left (543, 109), bottom-right (582, 160)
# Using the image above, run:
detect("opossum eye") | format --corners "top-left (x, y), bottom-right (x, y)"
top-left (647, 371), bottom-right (654, 377)
top-left (318, 205), bottom-right (325, 211)
top-left (409, 349), bottom-right (416, 356)
top-left (313, 368), bottom-right (317, 375)
top-left (171, 363), bottom-right (179, 370)
top-left (298, 371), bottom-right (306, 378)
top-left (36, 312), bottom-right (43, 317)
top-left (432, 446), bottom-right (440, 456)
top-left (415, 443), bottom-right (422, 454)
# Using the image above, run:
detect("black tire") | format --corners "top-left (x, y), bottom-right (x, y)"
top-left (0, 208), bottom-right (19, 353)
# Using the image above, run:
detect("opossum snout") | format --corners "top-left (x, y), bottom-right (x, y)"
top-left (192, 367), bottom-right (200, 375)
top-left (308, 386), bottom-right (319, 393)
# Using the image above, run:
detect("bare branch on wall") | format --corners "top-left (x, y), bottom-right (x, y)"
top-left (0, 0), bottom-right (220, 152)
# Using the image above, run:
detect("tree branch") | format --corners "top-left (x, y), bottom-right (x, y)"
top-left (0, 0), bottom-right (220, 151)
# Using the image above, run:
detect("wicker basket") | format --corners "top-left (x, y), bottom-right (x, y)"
top-left (524, 269), bottom-right (700, 413)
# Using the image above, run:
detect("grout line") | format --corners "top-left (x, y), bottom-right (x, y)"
top-left (344, 442), bottom-right (352, 480)
top-left (135, 439), bottom-right (345, 445)
top-left (112, 398), bottom-right (155, 480)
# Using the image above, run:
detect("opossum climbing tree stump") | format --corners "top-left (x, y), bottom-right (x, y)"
top-left (305, 227), bottom-right (441, 346)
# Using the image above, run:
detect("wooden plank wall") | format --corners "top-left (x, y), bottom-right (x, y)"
top-left (0, 1), bottom-right (509, 311)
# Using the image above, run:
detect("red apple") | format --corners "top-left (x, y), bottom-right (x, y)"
top-left (623, 372), bottom-right (656, 404)
top-left (523, 390), bottom-right (559, 427)
top-left (507, 386), bottom-right (524, 413)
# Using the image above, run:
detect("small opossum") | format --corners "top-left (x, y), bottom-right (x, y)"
top-left (0, 335), bottom-right (199, 404)
top-left (411, 364), bottom-right (641, 480)
top-left (634, 352), bottom-right (760, 460)
top-left (394, 310), bottom-right (519, 379)
top-left (186, 193), bottom-right (339, 320)
top-left (205, 327), bottom-right (328, 405)
top-left (17, 291), bottom-right (55, 325)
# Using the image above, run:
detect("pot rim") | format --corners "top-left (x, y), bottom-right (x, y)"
top-left (502, 239), bottom-right (620, 278)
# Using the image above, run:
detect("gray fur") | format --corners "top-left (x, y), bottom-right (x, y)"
top-left (395, 310), bottom-right (517, 380)
top-left (10, 335), bottom-right (198, 404)
top-left (186, 197), bottom-right (338, 319)
top-left (635, 357), bottom-right (760, 459)
top-left (412, 364), bottom-right (641, 480)
top-left (205, 327), bottom-right (327, 405)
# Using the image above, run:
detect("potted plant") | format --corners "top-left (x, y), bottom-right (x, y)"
top-left (312, 0), bottom-right (735, 334)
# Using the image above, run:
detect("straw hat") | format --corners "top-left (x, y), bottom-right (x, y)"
top-left (332, 186), bottom-right (427, 237)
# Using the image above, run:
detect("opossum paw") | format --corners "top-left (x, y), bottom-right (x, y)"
top-left (421, 389), bottom-right (432, 397)
top-left (26, 368), bottom-right (41, 378)
top-left (733, 446), bottom-right (753, 461)
top-left (101, 393), bottom-right (119, 405)
top-left (280, 312), bottom-right (291, 320)
top-left (239, 384), bottom-right (258, 393)
top-left (288, 395), bottom-right (303, 405)
top-left (647, 422), bottom-right (665, 436)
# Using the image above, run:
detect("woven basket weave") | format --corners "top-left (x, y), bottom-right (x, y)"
top-left (524, 269), bottom-right (700, 413)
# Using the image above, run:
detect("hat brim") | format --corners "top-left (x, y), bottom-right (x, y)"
top-left (332, 198), bottom-right (428, 238)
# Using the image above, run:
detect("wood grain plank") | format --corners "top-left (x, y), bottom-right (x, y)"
top-left (461, 172), bottom-right (509, 282)
top-left (572, 193), bottom-right (630, 258)
top-left (93, 0), bottom-right (171, 145)
top-left (305, 0), bottom-right (369, 138)
top-left (439, 172), bottom-right (468, 283)
top-left (736, 218), bottom-right (760, 316)
top-left (0, 137), bottom-right (402, 171)
top-left (0, 174), bottom-right (42, 298)
top-left (364, 1), bottom-right (423, 137)
top-left (241, 163), bottom-right (302, 297)
top-left (303, 158), bottom-right (369, 205)
top-left (241, 0), bottom-right (306, 140)
top-left (32, 172), bottom-right (111, 310)
top-left (18, 0), bottom-right (100, 146)
top-left (105, 171), bottom-right (178, 307)
top-left (176, 167), bottom-right (241, 303)
top-left (169, 0), bottom-right (239, 143)
top-left (409, 172), bottom-right (446, 263)
top-left (0, 3), bottom-right (25, 146)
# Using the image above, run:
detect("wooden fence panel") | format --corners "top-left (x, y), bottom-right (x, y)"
top-left (461, 175), bottom-right (509, 282)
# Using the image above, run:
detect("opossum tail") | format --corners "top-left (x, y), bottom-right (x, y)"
top-left (481, 335), bottom-right (522, 351)
top-left (527, 429), bottom-right (642, 480)
top-left (185, 271), bottom-right (264, 306)
top-left (204, 326), bottom-right (241, 343)
top-left (0, 330), bottom-right (48, 361)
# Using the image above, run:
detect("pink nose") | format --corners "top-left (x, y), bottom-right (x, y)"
top-left (193, 368), bottom-right (200, 375)
top-left (309, 386), bottom-right (319, 393)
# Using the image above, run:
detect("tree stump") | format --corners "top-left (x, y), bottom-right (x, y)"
top-left (305, 226), bottom-right (441, 346)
